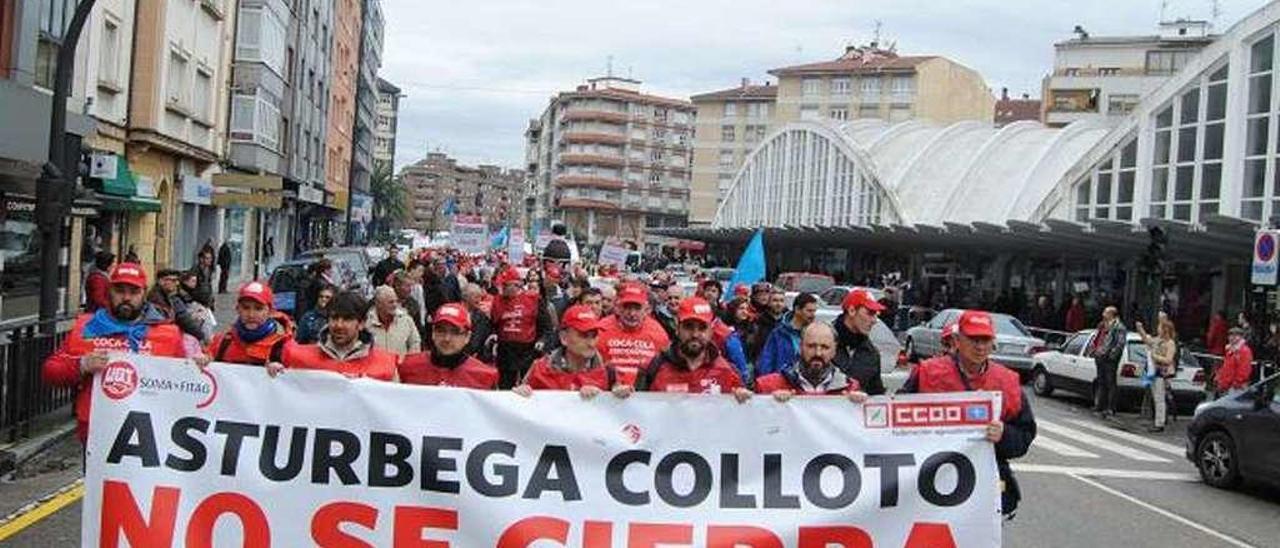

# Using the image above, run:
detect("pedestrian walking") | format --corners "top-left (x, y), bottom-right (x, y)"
top-left (636, 297), bottom-right (750, 400)
top-left (755, 323), bottom-right (870, 401)
top-left (1218, 327), bottom-right (1255, 396)
top-left (268, 291), bottom-right (398, 381)
top-left (757, 292), bottom-right (819, 377)
top-left (217, 241), bottom-right (233, 294)
top-left (831, 288), bottom-right (888, 396)
top-left (398, 303), bottom-right (498, 389)
top-left (1088, 306), bottom-right (1127, 418)
top-left (366, 286), bottom-right (422, 357)
top-left (296, 284), bottom-right (335, 344)
top-left (84, 251), bottom-right (114, 312)
top-left (1136, 318), bottom-right (1177, 432)
top-left (207, 281), bottom-right (296, 366)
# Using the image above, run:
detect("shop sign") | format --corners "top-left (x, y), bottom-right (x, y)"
top-left (297, 184), bottom-right (324, 204)
top-left (89, 153), bottom-right (117, 179)
top-left (180, 175), bottom-right (213, 205)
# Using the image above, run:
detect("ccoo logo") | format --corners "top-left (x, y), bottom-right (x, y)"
top-left (101, 361), bottom-right (139, 400)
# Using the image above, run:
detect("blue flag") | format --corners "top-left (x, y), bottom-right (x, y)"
top-left (442, 198), bottom-right (458, 216)
top-left (490, 226), bottom-right (509, 249)
top-left (724, 229), bottom-right (766, 302)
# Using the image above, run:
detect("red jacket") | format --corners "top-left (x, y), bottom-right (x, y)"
top-left (906, 355), bottom-right (1024, 421)
top-left (1205, 317), bottom-right (1228, 356)
top-left (491, 291), bottom-right (542, 344)
top-left (524, 352), bottom-right (636, 390)
top-left (597, 315), bottom-right (671, 377)
top-left (754, 369), bottom-right (862, 395)
top-left (282, 339), bottom-right (398, 381)
top-left (42, 312), bottom-right (186, 442)
top-left (206, 313), bottom-right (295, 366)
top-left (1218, 343), bottom-right (1254, 391)
top-left (398, 352), bottom-right (497, 389)
top-left (1065, 304), bottom-right (1086, 333)
top-left (84, 270), bottom-right (111, 312)
top-left (639, 348), bottom-right (742, 394)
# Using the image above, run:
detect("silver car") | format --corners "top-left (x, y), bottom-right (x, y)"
top-left (903, 308), bottom-right (1047, 376)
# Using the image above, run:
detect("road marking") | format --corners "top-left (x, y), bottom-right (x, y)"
top-left (1038, 419), bottom-right (1170, 462)
top-left (0, 479), bottom-right (84, 542)
top-left (1032, 435), bottom-right (1100, 458)
top-left (1067, 473), bottom-right (1258, 548)
top-left (1013, 463), bottom-right (1198, 481)
top-left (1063, 418), bottom-right (1186, 457)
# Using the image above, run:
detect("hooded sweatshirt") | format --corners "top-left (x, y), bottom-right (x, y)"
top-left (756, 311), bottom-right (804, 377)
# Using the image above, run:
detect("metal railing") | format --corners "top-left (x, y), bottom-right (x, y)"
top-left (0, 315), bottom-right (77, 443)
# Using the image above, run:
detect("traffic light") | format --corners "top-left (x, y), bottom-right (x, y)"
top-left (1144, 225), bottom-right (1168, 274)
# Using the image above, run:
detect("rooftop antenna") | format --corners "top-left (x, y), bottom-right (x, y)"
top-left (1211, 0), bottom-right (1222, 30)
top-left (872, 19), bottom-right (883, 48)
top-left (606, 55), bottom-right (614, 78)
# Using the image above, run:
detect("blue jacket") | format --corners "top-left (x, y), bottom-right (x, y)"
top-left (757, 312), bottom-right (803, 377)
top-left (723, 331), bottom-right (750, 385)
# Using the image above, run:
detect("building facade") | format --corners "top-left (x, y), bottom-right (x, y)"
top-left (323, 0), bottom-right (360, 235)
top-left (347, 0), bottom-right (382, 244)
top-left (285, 0), bottom-right (335, 253)
top-left (688, 45), bottom-right (995, 226)
top-left (1043, 20), bottom-right (1215, 127)
top-left (526, 76), bottom-right (695, 249)
top-left (994, 88), bottom-right (1042, 127)
top-left (689, 80), bottom-right (777, 225)
top-left (400, 152), bottom-right (524, 233)
top-left (373, 77), bottom-right (401, 166)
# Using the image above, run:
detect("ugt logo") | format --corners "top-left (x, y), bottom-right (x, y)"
top-left (101, 361), bottom-right (139, 400)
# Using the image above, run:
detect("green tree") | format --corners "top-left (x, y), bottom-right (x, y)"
top-left (370, 161), bottom-right (406, 241)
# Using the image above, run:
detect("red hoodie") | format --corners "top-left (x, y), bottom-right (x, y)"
top-left (596, 315), bottom-right (671, 377)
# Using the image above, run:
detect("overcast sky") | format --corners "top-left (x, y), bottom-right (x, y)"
top-left (380, 0), bottom-right (1265, 170)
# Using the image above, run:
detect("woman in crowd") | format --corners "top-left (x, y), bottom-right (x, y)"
top-left (1136, 317), bottom-right (1177, 432)
top-left (296, 284), bottom-right (336, 344)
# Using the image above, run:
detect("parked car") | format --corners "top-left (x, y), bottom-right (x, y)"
top-left (903, 308), bottom-right (1046, 374)
top-left (267, 259), bottom-right (317, 317)
top-left (704, 267), bottom-right (736, 283)
top-left (1029, 330), bottom-right (1206, 413)
top-left (776, 272), bottom-right (835, 294)
top-left (1186, 373), bottom-right (1280, 490)
top-left (299, 247), bottom-right (374, 298)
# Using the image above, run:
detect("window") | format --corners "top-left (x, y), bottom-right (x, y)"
top-left (193, 70), bottom-right (212, 121)
top-left (723, 103), bottom-right (737, 117)
top-left (802, 78), bottom-right (821, 96)
top-left (719, 150), bottom-right (735, 168)
top-left (1077, 138), bottom-right (1136, 222)
top-left (236, 5), bottom-right (288, 74)
top-left (1063, 68), bottom-right (1080, 77)
top-left (829, 106), bottom-right (848, 121)
top-left (860, 77), bottom-right (881, 98)
top-left (747, 102), bottom-right (769, 119)
top-left (721, 125), bottom-right (735, 142)
top-left (891, 76), bottom-right (914, 98)
top-left (830, 78), bottom-right (851, 96)
top-left (167, 51), bottom-right (189, 108)
top-left (857, 104), bottom-right (880, 119)
top-left (1243, 36), bottom-right (1276, 221)
top-left (98, 19), bottom-right (120, 87)
top-left (799, 105), bottom-right (820, 121)
top-left (1107, 94), bottom-right (1140, 115)
top-left (1097, 67), bottom-right (1120, 76)
top-left (1146, 50), bottom-right (1196, 75)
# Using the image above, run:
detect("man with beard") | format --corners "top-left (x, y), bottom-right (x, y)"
top-left (43, 263), bottom-right (197, 443)
top-left (755, 323), bottom-right (871, 401)
top-left (597, 283), bottom-right (671, 378)
top-left (515, 305), bottom-right (635, 398)
top-left (147, 268), bottom-right (206, 343)
top-left (638, 297), bottom-right (751, 401)
top-left (398, 303), bottom-right (498, 389)
top-left (268, 291), bottom-right (397, 381)
top-left (490, 267), bottom-right (553, 389)
top-left (830, 288), bottom-right (888, 396)
top-left (422, 255), bottom-right (462, 317)
top-left (370, 244), bottom-right (404, 287)
top-left (207, 281), bottom-right (295, 366)
top-left (460, 282), bottom-right (494, 363)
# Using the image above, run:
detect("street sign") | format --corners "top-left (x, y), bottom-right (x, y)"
top-left (1252, 230), bottom-right (1278, 285)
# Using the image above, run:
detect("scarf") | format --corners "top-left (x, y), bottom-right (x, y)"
top-left (81, 309), bottom-right (148, 351)
top-left (234, 318), bottom-right (278, 343)
top-left (431, 349), bottom-right (467, 369)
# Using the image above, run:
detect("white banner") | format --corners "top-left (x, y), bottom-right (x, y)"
top-left (598, 238), bottom-right (630, 268)
top-left (509, 228), bottom-right (526, 265)
top-left (450, 214), bottom-right (488, 255)
top-left (83, 356), bottom-right (1001, 547)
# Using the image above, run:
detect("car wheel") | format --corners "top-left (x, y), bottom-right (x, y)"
top-left (1197, 431), bottom-right (1242, 489)
top-left (1032, 366), bottom-right (1054, 396)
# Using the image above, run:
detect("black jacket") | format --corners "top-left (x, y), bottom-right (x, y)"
top-left (831, 313), bottom-right (887, 396)
top-left (465, 306), bottom-right (495, 363)
top-left (370, 257), bottom-right (404, 287)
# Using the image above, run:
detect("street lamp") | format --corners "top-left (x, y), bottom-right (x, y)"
top-left (36, 0), bottom-right (98, 331)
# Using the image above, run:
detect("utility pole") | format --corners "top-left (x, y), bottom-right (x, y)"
top-left (36, 0), bottom-right (98, 331)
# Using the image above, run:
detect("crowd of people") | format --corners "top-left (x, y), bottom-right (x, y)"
top-left (48, 241), bottom-right (1039, 520)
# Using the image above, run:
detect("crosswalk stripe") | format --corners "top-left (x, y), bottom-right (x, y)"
top-left (1032, 435), bottom-right (1100, 458)
top-left (1063, 418), bottom-right (1186, 457)
top-left (1037, 420), bottom-right (1170, 462)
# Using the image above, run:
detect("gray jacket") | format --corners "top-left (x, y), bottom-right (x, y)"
top-left (1091, 320), bottom-right (1127, 363)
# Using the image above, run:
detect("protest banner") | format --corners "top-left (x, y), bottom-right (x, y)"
top-left (509, 228), bottom-right (526, 265)
top-left (83, 356), bottom-right (1001, 547)
top-left (598, 238), bottom-right (630, 268)
top-left (450, 215), bottom-right (488, 254)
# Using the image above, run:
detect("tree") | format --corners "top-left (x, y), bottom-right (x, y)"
top-left (370, 161), bottom-right (406, 241)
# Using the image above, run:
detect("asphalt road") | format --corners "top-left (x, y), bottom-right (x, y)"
top-left (3, 378), bottom-right (1278, 546)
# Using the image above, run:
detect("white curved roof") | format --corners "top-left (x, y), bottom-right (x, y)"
top-left (713, 117), bottom-right (1114, 229)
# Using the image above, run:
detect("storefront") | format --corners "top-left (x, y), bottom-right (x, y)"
top-left (84, 152), bottom-right (163, 275)
top-left (171, 174), bottom-right (220, 271)
top-left (211, 172), bottom-right (283, 281)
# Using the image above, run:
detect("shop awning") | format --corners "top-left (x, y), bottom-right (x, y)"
top-left (100, 157), bottom-right (137, 197)
top-left (97, 193), bottom-right (162, 212)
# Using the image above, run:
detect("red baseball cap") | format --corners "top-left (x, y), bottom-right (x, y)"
top-left (733, 283), bottom-right (750, 297)
top-left (842, 288), bottom-right (886, 313)
top-left (561, 304), bottom-right (604, 333)
top-left (617, 283), bottom-right (648, 306)
top-left (677, 297), bottom-right (716, 325)
top-left (109, 263), bottom-right (147, 289)
top-left (238, 281), bottom-right (274, 307)
top-left (956, 310), bottom-right (996, 338)
top-left (496, 267), bottom-right (522, 286)
top-left (433, 302), bottom-right (472, 330)
top-left (941, 322), bottom-right (958, 343)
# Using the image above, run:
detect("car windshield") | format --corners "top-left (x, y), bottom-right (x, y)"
top-left (269, 266), bottom-right (308, 292)
top-left (790, 276), bottom-right (833, 293)
top-left (994, 315), bottom-right (1030, 336)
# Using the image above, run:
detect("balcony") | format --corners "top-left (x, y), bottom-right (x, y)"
top-left (554, 175), bottom-right (625, 190)
top-left (560, 110), bottom-right (630, 124)
top-left (558, 198), bottom-right (620, 211)
top-left (562, 131), bottom-right (628, 145)
top-left (559, 153), bottom-right (626, 168)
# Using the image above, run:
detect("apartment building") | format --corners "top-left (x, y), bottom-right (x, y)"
top-left (1043, 20), bottom-right (1215, 127)
top-left (400, 152), bottom-right (524, 233)
top-left (526, 76), bottom-right (695, 249)
top-left (373, 77), bottom-right (402, 166)
top-left (324, 0), bottom-right (360, 217)
top-left (287, 0), bottom-right (335, 249)
top-left (348, 0), bottom-right (383, 243)
top-left (689, 79), bottom-right (777, 225)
